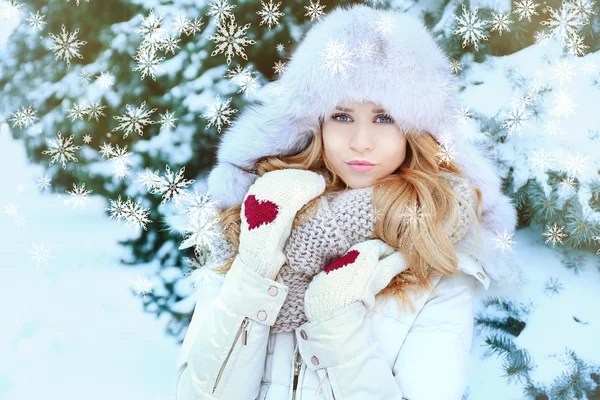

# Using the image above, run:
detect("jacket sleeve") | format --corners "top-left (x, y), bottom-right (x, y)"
top-left (392, 269), bottom-right (476, 400)
top-left (175, 256), bottom-right (289, 400)
top-left (294, 265), bottom-right (477, 400)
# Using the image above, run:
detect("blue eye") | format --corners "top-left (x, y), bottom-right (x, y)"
top-left (331, 113), bottom-right (393, 124)
top-left (377, 115), bottom-right (393, 124)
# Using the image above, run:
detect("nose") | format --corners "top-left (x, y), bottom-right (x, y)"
top-left (349, 125), bottom-right (373, 152)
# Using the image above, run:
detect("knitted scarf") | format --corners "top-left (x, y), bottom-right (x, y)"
top-left (270, 173), bottom-right (478, 334)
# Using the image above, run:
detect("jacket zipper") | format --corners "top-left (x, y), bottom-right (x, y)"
top-left (212, 316), bottom-right (249, 394)
top-left (292, 347), bottom-right (301, 400)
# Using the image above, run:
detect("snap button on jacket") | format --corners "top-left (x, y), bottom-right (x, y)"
top-left (174, 251), bottom-right (489, 400)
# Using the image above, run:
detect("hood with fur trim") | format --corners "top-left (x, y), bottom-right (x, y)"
top-left (205, 3), bottom-right (524, 299)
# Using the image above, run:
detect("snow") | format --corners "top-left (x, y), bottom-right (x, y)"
top-left (0, 128), bottom-right (179, 399)
top-left (466, 228), bottom-right (600, 398)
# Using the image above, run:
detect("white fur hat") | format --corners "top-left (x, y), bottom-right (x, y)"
top-left (207, 3), bottom-right (517, 238)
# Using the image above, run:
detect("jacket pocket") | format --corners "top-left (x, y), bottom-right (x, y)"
top-left (212, 316), bottom-right (249, 393)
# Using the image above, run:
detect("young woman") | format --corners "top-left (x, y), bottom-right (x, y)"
top-left (175, 4), bottom-right (524, 400)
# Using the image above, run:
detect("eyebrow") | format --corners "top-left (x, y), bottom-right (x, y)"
top-left (335, 106), bottom-right (386, 113)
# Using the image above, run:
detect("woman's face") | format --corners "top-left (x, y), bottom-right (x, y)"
top-left (321, 101), bottom-right (408, 188)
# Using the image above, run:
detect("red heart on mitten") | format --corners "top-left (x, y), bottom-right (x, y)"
top-left (243, 194), bottom-right (280, 230)
top-left (323, 250), bottom-right (360, 274)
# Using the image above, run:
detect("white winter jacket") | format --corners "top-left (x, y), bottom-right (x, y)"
top-left (174, 249), bottom-right (491, 400)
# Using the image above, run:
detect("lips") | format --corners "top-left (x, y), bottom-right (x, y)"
top-left (347, 161), bottom-right (375, 166)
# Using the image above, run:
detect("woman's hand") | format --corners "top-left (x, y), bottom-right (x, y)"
top-left (235, 168), bottom-right (326, 280)
top-left (304, 239), bottom-right (409, 324)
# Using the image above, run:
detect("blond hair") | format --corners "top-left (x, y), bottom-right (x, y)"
top-left (213, 124), bottom-right (482, 313)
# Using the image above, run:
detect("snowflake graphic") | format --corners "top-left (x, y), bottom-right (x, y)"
top-left (304, 0), bottom-right (326, 21)
top-left (453, 4), bottom-right (489, 51)
top-left (4, 202), bottom-right (19, 218)
top-left (450, 60), bottom-right (462, 74)
top-left (107, 195), bottom-right (152, 231)
top-left (79, 70), bottom-right (91, 82)
top-left (172, 13), bottom-right (204, 37)
top-left (561, 176), bottom-right (576, 190)
top-left (41, 131), bottom-right (82, 169)
top-left (67, 0), bottom-right (90, 5)
top-left (582, 60), bottom-right (599, 75)
top-left (544, 119), bottom-right (563, 136)
top-left (27, 10), bottom-right (46, 30)
top-left (225, 64), bottom-right (261, 97)
top-left (569, 0), bottom-right (597, 23)
top-left (561, 150), bottom-right (588, 177)
top-left (551, 59), bottom-right (575, 85)
top-left (98, 142), bottom-right (115, 158)
top-left (551, 89), bottom-right (577, 118)
top-left (530, 148), bottom-right (553, 169)
top-left (399, 203), bottom-right (431, 230)
top-left (237, 73), bottom-right (260, 97)
top-left (136, 9), bottom-right (167, 54)
top-left (376, 15), bottom-right (396, 35)
top-left (257, 0), bottom-right (284, 31)
top-left (64, 182), bottom-right (92, 209)
top-left (83, 134), bottom-right (92, 144)
top-left (490, 12), bottom-right (513, 35)
top-left (9, 104), bottom-right (38, 129)
top-left (172, 13), bottom-right (191, 36)
top-left (513, 0), bottom-right (539, 21)
top-left (99, 143), bottom-right (133, 179)
top-left (276, 43), bottom-right (285, 52)
top-left (159, 109), bottom-right (178, 131)
top-left (456, 105), bottom-right (472, 123)
top-left (435, 142), bottom-right (457, 166)
top-left (96, 71), bottom-right (115, 88)
top-left (540, 3), bottom-right (585, 46)
top-left (132, 48), bottom-right (166, 81)
top-left (501, 102), bottom-right (533, 138)
top-left (543, 222), bottom-right (568, 246)
top-left (177, 189), bottom-right (224, 252)
top-left (205, 0), bottom-right (237, 26)
top-left (565, 32), bottom-right (589, 56)
top-left (534, 29), bottom-right (553, 45)
top-left (206, 15), bottom-right (256, 65)
top-left (135, 164), bottom-right (196, 206)
top-left (130, 274), bottom-right (154, 298)
top-left (200, 94), bottom-right (238, 134)
top-left (494, 229), bottom-right (517, 253)
top-left (354, 40), bottom-right (376, 62)
top-left (37, 175), bottom-right (52, 190)
top-left (270, 82), bottom-right (287, 97)
top-left (29, 241), bottom-right (54, 268)
top-left (48, 25), bottom-right (87, 67)
top-left (85, 100), bottom-right (106, 122)
top-left (160, 36), bottom-right (181, 55)
top-left (543, 277), bottom-right (564, 296)
top-left (111, 101), bottom-right (158, 139)
top-left (273, 60), bottom-right (286, 76)
top-left (319, 38), bottom-right (357, 78)
top-left (67, 102), bottom-right (88, 122)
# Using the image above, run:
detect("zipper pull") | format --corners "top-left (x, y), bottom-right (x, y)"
top-left (242, 318), bottom-right (249, 345)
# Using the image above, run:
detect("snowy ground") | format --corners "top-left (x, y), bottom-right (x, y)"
top-left (0, 127), bottom-right (180, 400)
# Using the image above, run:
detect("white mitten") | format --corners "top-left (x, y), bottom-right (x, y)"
top-left (304, 239), bottom-right (409, 324)
top-left (235, 169), bottom-right (326, 280)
